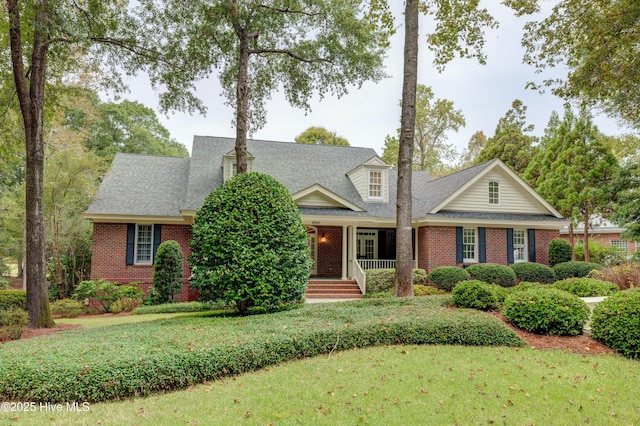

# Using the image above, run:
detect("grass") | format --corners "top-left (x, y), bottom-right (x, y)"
top-left (56, 313), bottom-right (187, 328)
top-left (2, 345), bottom-right (638, 425)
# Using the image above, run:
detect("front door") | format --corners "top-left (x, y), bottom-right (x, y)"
top-left (307, 227), bottom-right (318, 275)
top-left (356, 230), bottom-right (378, 260)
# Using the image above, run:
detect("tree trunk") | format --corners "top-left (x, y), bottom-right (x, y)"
top-left (394, 0), bottom-right (418, 298)
top-left (569, 223), bottom-right (575, 261)
top-left (583, 208), bottom-right (590, 262)
top-left (234, 29), bottom-right (250, 174)
top-left (7, 0), bottom-right (55, 327)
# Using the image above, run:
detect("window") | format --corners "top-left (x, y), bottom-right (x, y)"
top-left (611, 240), bottom-right (628, 255)
top-left (513, 229), bottom-right (527, 262)
top-left (488, 181), bottom-right (499, 205)
top-left (463, 228), bottom-right (477, 262)
top-left (135, 224), bottom-right (153, 264)
top-left (368, 170), bottom-right (383, 199)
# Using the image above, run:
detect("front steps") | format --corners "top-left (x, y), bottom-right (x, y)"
top-left (306, 279), bottom-right (362, 299)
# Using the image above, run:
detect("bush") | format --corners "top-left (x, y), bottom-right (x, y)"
top-left (509, 262), bottom-right (555, 284)
top-left (551, 278), bottom-right (619, 297)
top-left (590, 288), bottom-right (640, 359)
top-left (109, 297), bottom-right (143, 313)
top-left (413, 284), bottom-right (446, 296)
top-left (152, 240), bottom-right (184, 304)
top-left (366, 269), bottom-right (428, 293)
top-left (132, 301), bottom-right (221, 315)
top-left (427, 266), bottom-right (470, 291)
top-left (0, 290), bottom-right (26, 311)
top-left (50, 299), bottom-right (85, 318)
top-left (553, 261), bottom-right (603, 280)
top-left (511, 281), bottom-right (546, 292)
top-left (0, 308), bottom-right (29, 340)
top-left (0, 276), bottom-right (10, 290)
top-left (503, 287), bottom-right (590, 336)
top-left (465, 263), bottom-right (517, 287)
top-left (574, 241), bottom-right (627, 266)
top-left (589, 263), bottom-right (640, 290)
top-left (189, 173), bottom-right (311, 315)
top-left (74, 280), bottom-right (143, 313)
top-left (451, 280), bottom-right (506, 311)
top-left (548, 238), bottom-right (572, 267)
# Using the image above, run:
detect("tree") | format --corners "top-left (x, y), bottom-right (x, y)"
top-left (152, 240), bottom-right (184, 304)
top-left (382, 84), bottom-right (465, 175)
top-left (475, 99), bottom-right (537, 175)
top-left (137, 0), bottom-right (394, 174)
top-left (611, 161), bottom-right (640, 241)
top-left (458, 130), bottom-right (487, 168)
top-left (189, 173), bottom-right (310, 315)
top-left (294, 126), bottom-right (349, 146)
top-left (508, 0), bottom-right (640, 128)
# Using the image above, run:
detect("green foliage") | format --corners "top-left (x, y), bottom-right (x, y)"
top-left (189, 173), bottom-right (311, 314)
top-left (73, 280), bottom-right (143, 313)
top-left (451, 280), bottom-right (506, 311)
top-left (591, 288), bottom-right (640, 359)
top-left (0, 290), bottom-right (26, 311)
top-left (573, 241), bottom-right (626, 266)
top-left (0, 308), bottom-right (29, 340)
top-left (294, 126), bottom-right (349, 146)
top-left (152, 240), bottom-right (184, 304)
top-left (0, 276), bottom-right (9, 290)
top-left (503, 287), bottom-right (590, 336)
top-left (109, 297), bottom-right (143, 314)
top-left (132, 301), bottom-right (221, 315)
top-left (365, 269), bottom-right (428, 293)
top-left (427, 266), bottom-right (470, 291)
top-left (510, 262), bottom-right (556, 284)
top-left (413, 285), bottom-right (446, 297)
top-left (553, 261), bottom-right (603, 280)
top-left (589, 263), bottom-right (640, 290)
top-left (0, 297), bottom-right (523, 402)
top-left (50, 299), bottom-right (85, 318)
top-left (551, 278), bottom-right (619, 297)
top-left (547, 238), bottom-right (573, 267)
top-left (511, 281), bottom-right (547, 292)
top-left (611, 161), bottom-right (640, 240)
top-left (465, 263), bottom-right (517, 287)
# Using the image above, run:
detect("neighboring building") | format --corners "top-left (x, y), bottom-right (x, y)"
top-left (560, 220), bottom-right (638, 256)
top-left (84, 136), bottom-right (567, 300)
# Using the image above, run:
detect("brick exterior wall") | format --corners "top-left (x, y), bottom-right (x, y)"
top-left (316, 226), bottom-right (343, 277)
top-left (559, 232), bottom-right (638, 254)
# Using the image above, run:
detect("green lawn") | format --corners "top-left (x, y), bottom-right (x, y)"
top-left (2, 345), bottom-right (638, 425)
top-left (56, 312), bottom-right (187, 328)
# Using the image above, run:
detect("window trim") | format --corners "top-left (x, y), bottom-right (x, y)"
top-left (134, 224), bottom-right (154, 265)
top-left (462, 228), bottom-right (477, 263)
top-left (368, 169), bottom-right (384, 200)
top-left (513, 228), bottom-right (528, 263)
top-left (488, 180), bottom-right (500, 205)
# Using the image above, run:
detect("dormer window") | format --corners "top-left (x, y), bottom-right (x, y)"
top-left (488, 181), bottom-right (499, 205)
top-left (368, 169), bottom-right (383, 199)
top-left (223, 153), bottom-right (253, 182)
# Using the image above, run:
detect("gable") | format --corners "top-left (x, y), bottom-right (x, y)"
top-left (292, 185), bottom-right (364, 211)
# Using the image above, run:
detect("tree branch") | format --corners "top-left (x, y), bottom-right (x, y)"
top-left (257, 3), bottom-right (321, 17)
top-left (250, 48), bottom-right (331, 64)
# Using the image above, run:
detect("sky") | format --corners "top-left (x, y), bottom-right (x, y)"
top-left (116, 2), bottom-right (630, 157)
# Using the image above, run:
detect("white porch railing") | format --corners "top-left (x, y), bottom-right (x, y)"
top-left (357, 259), bottom-right (418, 270)
top-left (352, 260), bottom-right (367, 294)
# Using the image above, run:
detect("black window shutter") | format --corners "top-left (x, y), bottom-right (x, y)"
top-left (479, 227), bottom-right (486, 263)
top-left (456, 227), bottom-right (463, 263)
top-left (507, 228), bottom-right (514, 264)
top-left (126, 223), bottom-right (135, 265)
top-left (152, 224), bottom-right (162, 262)
top-left (528, 229), bottom-right (536, 262)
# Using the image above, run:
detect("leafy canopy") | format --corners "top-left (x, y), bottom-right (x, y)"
top-left (295, 126), bottom-right (350, 146)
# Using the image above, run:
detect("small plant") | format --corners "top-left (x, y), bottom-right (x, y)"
top-left (590, 288), bottom-right (640, 359)
top-left (413, 284), bottom-right (446, 296)
top-left (551, 278), bottom-right (619, 297)
top-left (365, 269), bottom-right (429, 293)
top-left (50, 299), bottom-right (85, 318)
top-left (152, 240), bottom-right (184, 304)
top-left (451, 280), bottom-right (506, 311)
top-left (466, 263), bottom-right (517, 287)
top-left (427, 266), bottom-right (470, 291)
top-left (589, 262), bottom-right (640, 290)
top-left (0, 307), bottom-right (29, 340)
top-left (74, 280), bottom-right (143, 313)
top-left (0, 290), bottom-right (26, 311)
top-left (553, 261), bottom-right (603, 280)
top-left (503, 287), bottom-right (590, 336)
top-left (509, 262), bottom-right (555, 284)
top-left (574, 241), bottom-right (627, 266)
top-left (109, 297), bottom-right (143, 313)
top-left (548, 238), bottom-right (572, 267)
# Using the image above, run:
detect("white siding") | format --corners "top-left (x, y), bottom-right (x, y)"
top-left (442, 169), bottom-right (548, 214)
top-left (297, 192), bottom-right (342, 208)
top-left (347, 166), bottom-right (389, 203)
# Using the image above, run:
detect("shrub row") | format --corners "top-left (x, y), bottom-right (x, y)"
top-left (0, 290), bottom-right (26, 312)
top-left (451, 280), bottom-right (506, 311)
top-left (510, 262), bottom-right (555, 283)
top-left (132, 301), bottom-right (222, 315)
top-left (591, 288), bottom-right (640, 359)
top-left (551, 278), bottom-right (618, 297)
top-left (365, 268), bottom-right (427, 293)
top-left (466, 263), bottom-right (517, 287)
top-left (553, 261), bottom-right (603, 280)
top-left (0, 297), bottom-right (522, 402)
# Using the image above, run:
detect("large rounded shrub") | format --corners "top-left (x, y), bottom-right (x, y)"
top-left (509, 262), bottom-right (555, 284)
top-left (451, 280), bottom-right (506, 311)
top-left (189, 173), bottom-right (311, 314)
top-left (548, 238), bottom-right (572, 267)
top-left (553, 261), bottom-right (603, 280)
top-left (503, 287), bottom-right (590, 336)
top-left (465, 263), bottom-right (517, 287)
top-left (153, 240), bottom-right (184, 304)
top-left (552, 278), bottom-right (619, 297)
top-left (427, 266), bottom-right (470, 291)
top-left (590, 288), bottom-right (640, 359)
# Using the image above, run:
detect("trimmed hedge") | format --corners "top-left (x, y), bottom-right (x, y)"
top-left (590, 288), bottom-right (640, 359)
top-left (503, 287), bottom-right (590, 336)
top-left (132, 301), bottom-right (221, 315)
top-left (551, 278), bottom-right (619, 297)
top-left (451, 280), bottom-right (507, 311)
top-left (427, 266), bottom-right (470, 291)
top-left (548, 238), bottom-right (572, 267)
top-left (365, 268), bottom-right (428, 293)
top-left (553, 261), bottom-right (603, 280)
top-left (465, 263), bottom-right (517, 287)
top-left (509, 262), bottom-right (555, 284)
top-left (0, 290), bottom-right (26, 312)
top-left (0, 297), bottom-right (522, 402)
top-left (50, 299), bottom-right (85, 318)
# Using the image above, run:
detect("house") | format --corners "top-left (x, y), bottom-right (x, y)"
top-left (560, 219), bottom-right (638, 256)
top-left (84, 136), bottom-right (567, 300)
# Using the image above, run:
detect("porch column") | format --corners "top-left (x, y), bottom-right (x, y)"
top-left (341, 225), bottom-right (348, 280)
top-left (414, 227), bottom-right (419, 269)
top-left (348, 225), bottom-right (357, 278)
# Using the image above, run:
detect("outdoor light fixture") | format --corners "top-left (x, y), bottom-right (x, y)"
top-left (320, 233), bottom-right (327, 243)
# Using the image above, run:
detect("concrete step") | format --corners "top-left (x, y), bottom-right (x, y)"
top-left (306, 280), bottom-right (362, 299)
